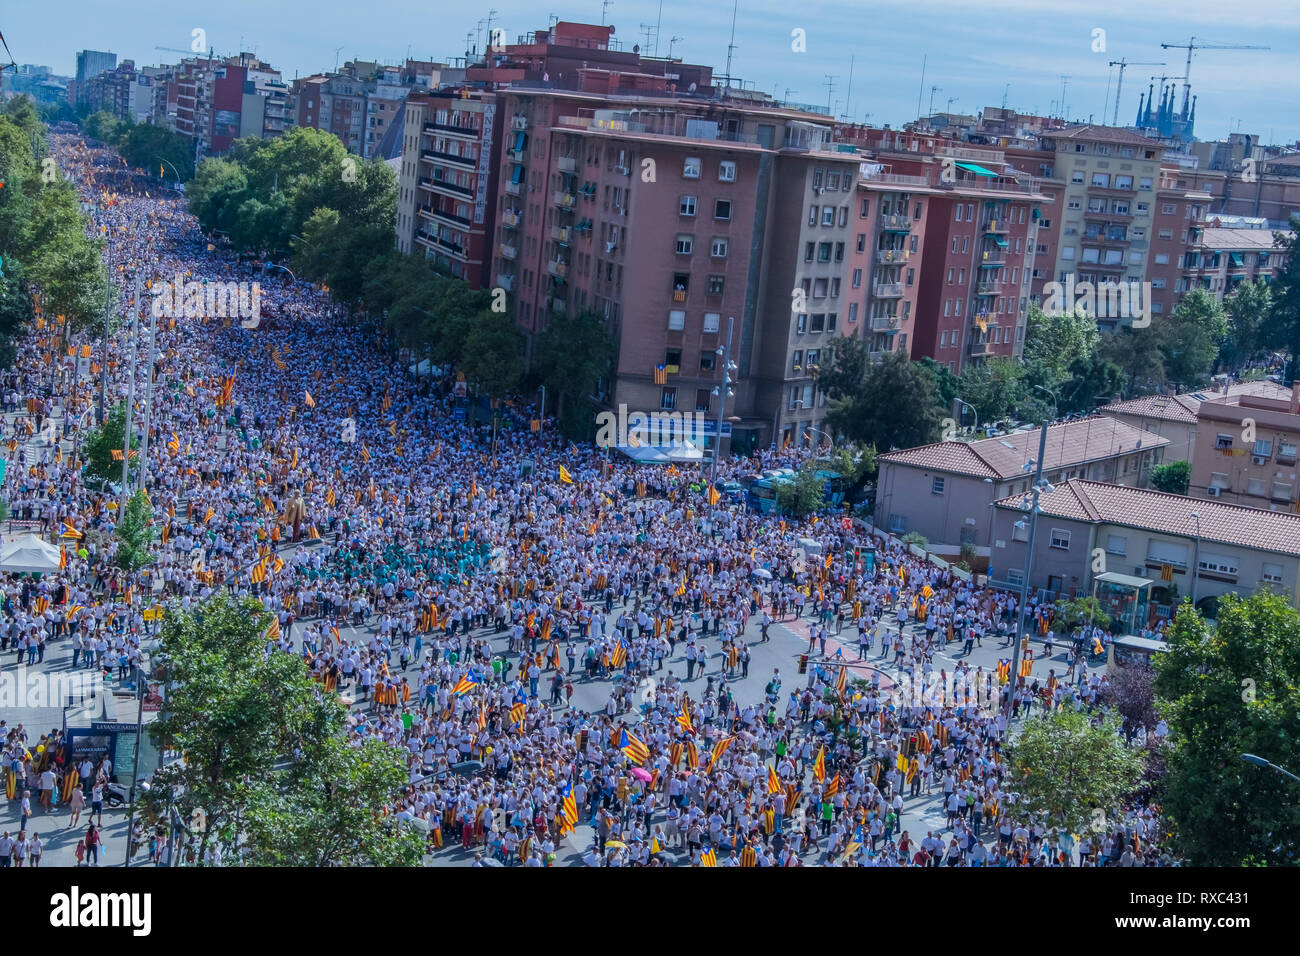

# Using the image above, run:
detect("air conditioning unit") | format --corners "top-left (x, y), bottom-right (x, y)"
top-left (605, 240), bottom-right (617, 253)
top-left (1206, 486), bottom-right (1221, 497)
top-left (816, 187), bottom-right (825, 195)
top-left (1252, 455), bottom-right (1268, 465)
top-left (614, 164), bottom-right (630, 175)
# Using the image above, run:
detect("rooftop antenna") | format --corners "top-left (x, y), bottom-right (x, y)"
top-left (334, 46), bottom-right (344, 72)
top-left (1059, 75), bottom-right (1071, 120)
top-left (724, 0), bottom-right (739, 88)
top-left (915, 54), bottom-right (927, 122)
top-left (601, 0), bottom-right (612, 26)
top-left (668, 36), bottom-right (684, 59)
top-left (946, 95), bottom-right (959, 114)
top-left (824, 74), bottom-right (837, 115)
top-left (653, 0), bottom-right (664, 57)
top-left (639, 23), bottom-right (657, 55)
top-left (1001, 83), bottom-right (1009, 110)
top-left (928, 85), bottom-right (941, 117)
top-left (844, 54), bottom-right (855, 120)
top-left (464, 32), bottom-right (473, 63)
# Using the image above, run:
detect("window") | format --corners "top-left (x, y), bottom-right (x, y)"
top-left (856, 233), bottom-right (867, 253)
top-left (1272, 481), bottom-right (1293, 501)
top-left (683, 157), bottom-right (701, 179)
top-left (817, 242), bottom-right (832, 263)
top-left (796, 313), bottom-right (806, 334)
top-left (834, 242), bottom-right (845, 262)
top-left (805, 241), bottom-right (815, 262)
top-left (667, 310), bottom-right (686, 330)
top-left (679, 195), bottom-right (697, 216)
top-left (718, 160), bottom-right (736, 182)
top-left (826, 312), bottom-right (837, 332)
top-left (714, 199), bottom-right (732, 221)
top-left (813, 278), bottom-right (828, 299)
top-left (1114, 175), bottom-right (1133, 189)
top-left (931, 477), bottom-right (945, 495)
top-left (710, 237), bottom-right (729, 258)
top-left (1216, 434), bottom-right (1234, 450)
top-left (1012, 521), bottom-right (1029, 543)
top-left (1247, 477), bottom-right (1268, 497)
top-left (675, 235), bottom-right (693, 255)
top-left (1262, 562), bottom-right (1285, 584)
top-left (702, 312), bottom-right (720, 333)
top-left (791, 349), bottom-right (803, 372)
top-left (1050, 529), bottom-right (1071, 551)
top-left (1071, 170), bottom-right (1085, 184)
top-left (661, 387), bottom-right (677, 410)
top-left (809, 205), bottom-right (819, 226)
top-left (695, 389), bottom-right (712, 412)
top-left (1253, 439), bottom-right (1273, 458)
top-left (838, 207), bottom-right (848, 227)
top-left (852, 268), bottom-right (862, 288)
top-left (821, 207), bottom-right (835, 227)
top-left (1198, 553), bottom-right (1238, 576)
top-left (830, 278), bottom-right (841, 297)
top-left (813, 169), bottom-right (824, 190)
top-left (707, 274), bottom-right (725, 296)
top-left (827, 172), bottom-right (840, 190)
top-left (1279, 441), bottom-right (1297, 463)
top-left (700, 350), bottom-right (716, 371)
top-left (860, 198), bottom-right (869, 217)
top-left (1105, 534), bottom-right (1127, 556)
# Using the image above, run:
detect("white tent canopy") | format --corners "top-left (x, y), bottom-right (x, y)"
top-left (615, 442), bottom-right (705, 464)
top-left (0, 533), bottom-right (62, 573)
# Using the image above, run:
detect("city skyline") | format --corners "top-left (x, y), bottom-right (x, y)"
top-left (6, 0), bottom-right (1298, 144)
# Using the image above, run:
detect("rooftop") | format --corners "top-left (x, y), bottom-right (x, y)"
top-left (1195, 227), bottom-right (1289, 251)
top-left (1045, 125), bottom-right (1163, 149)
top-left (879, 416), bottom-right (1168, 480)
top-left (1101, 381), bottom-right (1291, 424)
top-left (994, 478), bottom-right (1300, 557)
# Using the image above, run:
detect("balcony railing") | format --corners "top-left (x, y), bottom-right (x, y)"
top-left (551, 225), bottom-right (571, 243)
top-left (422, 149), bottom-right (476, 168)
top-left (504, 181), bottom-right (524, 196)
top-left (982, 218), bottom-right (1009, 233)
top-left (426, 121), bottom-right (478, 138)
top-left (672, 288), bottom-right (688, 303)
top-left (557, 156), bottom-right (578, 173)
top-left (872, 281), bottom-right (905, 298)
top-left (548, 259), bottom-right (568, 278)
top-left (975, 281), bottom-right (1002, 296)
top-left (421, 177), bottom-right (475, 198)
top-left (497, 274), bottom-right (514, 291)
top-left (968, 340), bottom-right (993, 356)
top-left (875, 248), bottom-right (910, 265)
top-left (880, 213), bottom-right (912, 232)
top-left (511, 114), bottom-right (528, 131)
top-left (869, 315), bottom-right (899, 332)
top-left (979, 251), bottom-right (1006, 266)
top-left (499, 243), bottom-right (517, 261)
top-left (500, 210), bottom-right (522, 228)
top-left (553, 191), bottom-right (575, 210)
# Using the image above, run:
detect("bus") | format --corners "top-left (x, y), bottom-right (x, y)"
top-left (745, 469), bottom-right (845, 515)
top-left (1107, 635), bottom-right (1169, 673)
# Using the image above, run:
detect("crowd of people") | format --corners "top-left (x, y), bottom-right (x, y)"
top-left (0, 133), bottom-right (1171, 866)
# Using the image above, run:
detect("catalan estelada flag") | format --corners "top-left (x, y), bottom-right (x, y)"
top-left (60, 522), bottom-right (82, 539)
top-left (700, 845), bottom-right (717, 867)
top-left (620, 729), bottom-right (650, 765)
top-left (559, 465), bottom-right (574, 484)
top-left (997, 659), bottom-right (1011, 683)
top-left (559, 782), bottom-right (579, 833)
top-left (452, 674), bottom-right (478, 696)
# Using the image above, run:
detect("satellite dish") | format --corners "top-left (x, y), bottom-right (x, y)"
top-left (633, 44), bottom-right (639, 54)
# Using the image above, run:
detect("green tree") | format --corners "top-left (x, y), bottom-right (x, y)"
top-left (114, 489), bottom-right (155, 572)
top-left (533, 309), bottom-right (616, 440)
top-left (1219, 279), bottom-right (1272, 371)
top-left (1022, 304), bottom-right (1100, 386)
top-left (144, 594), bottom-right (421, 866)
top-left (825, 348), bottom-right (943, 449)
top-left (1149, 460), bottom-right (1191, 495)
top-left (1058, 351), bottom-right (1125, 414)
top-left (1006, 709), bottom-right (1145, 836)
top-left (916, 356), bottom-right (959, 407)
top-left (1155, 594), bottom-right (1300, 865)
top-left (1059, 595), bottom-right (1112, 631)
top-left (1161, 289), bottom-right (1228, 389)
top-left (776, 464), bottom-right (826, 518)
top-left (460, 310), bottom-right (526, 399)
top-left (1099, 322), bottom-right (1167, 396)
top-left (1260, 215), bottom-right (1300, 383)
top-left (82, 403), bottom-right (137, 484)
top-left (957, 356), bottom-right (1028, 425)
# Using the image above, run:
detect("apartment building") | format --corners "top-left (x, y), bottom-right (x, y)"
top-left (1180, 226), bottom-right (1289, 301)
top-left (991, 479), bottom-right (1300, 611)
top-left (1145, 174), bottom-right (1213, 315)
top-left (71, 50), bottom-right (116, 105)
top-left (1190, 388), bottom-right (1300, 511)
top-left (1101, 380), bottom-right (1291, 462)
top-left (395, 89), bottom-right (501, 287)
top-left (875, 416), bottom-right (1168, 547)
top-left (294, 60), bottom-right (445, 158)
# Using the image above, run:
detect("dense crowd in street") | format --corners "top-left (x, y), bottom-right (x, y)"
top-left (0, 134), bottom-right (1171, 867)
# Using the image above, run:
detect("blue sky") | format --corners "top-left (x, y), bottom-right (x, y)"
top-left (8, 0), bottom-right (1298, 144)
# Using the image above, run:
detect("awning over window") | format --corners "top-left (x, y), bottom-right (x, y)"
top-left (955, 161), bottom-right (998, 178)
top-left (992, 236), bottom-right (1009, 248)
top-left (1230, 252), bottom-right (1245, 267)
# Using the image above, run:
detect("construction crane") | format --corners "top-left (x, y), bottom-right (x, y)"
top-left (1108, 59), bottom-right (1164, 127)
top-left (1161, 37), bottom-right (1269, 117)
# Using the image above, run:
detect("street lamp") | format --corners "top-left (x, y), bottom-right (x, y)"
top-left (152, 156), bottom-right (183, 190)
top-left (709, 316), bottom-right (736, 488)
top-left (265, 263), bottom-right (297, 283)
top-left (1005, 419), bottom-right (1052, 726)
top-left (804, 426), bottom-right (834, 457)
top-left (956, 398), bottom-right (978, 438)
top-left (1033, 384), bottom-right (1058, 422)
top-left (1189, 512), bottom-right (1202, 611)
top-left (1241, 753), bottom-right (1300, 783)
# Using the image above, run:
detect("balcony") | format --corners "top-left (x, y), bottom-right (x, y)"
top-left (875, 248), bottom-right (910, 265)
top-left (880, 213), bottom-right (912, 232)
top-left (869, 315), bottom-right (900, 332)
top-left (975, 281), bottom-right (1002, 296)
top-left (550, 225), bottom-right (572, 243)
top-left (497, 274), bottom-right (515, 292)
top-left (968, 340), bottom-right (993, 356)
top-left (500, 210), bottom-right (522, 229)
top-left (422, 149), bottom-right (476, 168)
top-left (872, 281), bottom-right (905, 298)
top-left (425, 121), bottom-right (478, 139)
top-left (978, 251), bottom-right (1006, 267)
top-left (511, 114), bottom-right (528, 131)
top-left (548, 259), bottom-right (569, 279)
top-left (1089, 182), bottom-right (1136, 194)
top-left (421, 177), bottom-right (475, 199)
top-left (553, 191), bottom-right (576, 211)
top-left (548, 295), bottom-right (567, 315)
top-left (868, 350), bottom-right (886, 362)
top-left (504, 181), bottom-right (524, 197)
top-left (982, 218), bottom-right (1009, 233)
top-left (421, 208), bottom-right (473, 230)
top-left (499, 243), bottom-right (517, 261)
top-left (556, 155), bottom-right (578, 173)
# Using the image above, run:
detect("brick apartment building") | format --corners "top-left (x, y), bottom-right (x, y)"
top-left (1190, 386), bottom-right (1300, 512)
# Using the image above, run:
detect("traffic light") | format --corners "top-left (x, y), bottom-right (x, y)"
top-left (798, 654), bottom-right (809, 674)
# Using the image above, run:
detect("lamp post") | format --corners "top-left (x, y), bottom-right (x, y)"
top-left (152, 156), bottom-right (183, 190)
top-left (1189, 511), bottom-right (1201, 611)
top-left (1033, 384), bottom-right (1058, 422)
top-left (710, 316), bottom-right (736, 488)
top-left (1241, 753), bottom-right (1300, 783)
top-left (119, 274), bottom-right (142, 515)
top-left (804, 426), bottom-right (834, 457)
top-left (1005, 419), bottom-right (1051, 727)
top-left (956, 398), bottom-right (978, 437)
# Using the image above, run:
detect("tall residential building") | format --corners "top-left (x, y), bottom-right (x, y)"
top-left (72, 50), bottom-right (116, 104)
top-left (395, 89), bottom-right (502, 287)
top-left (293, 60), bottom-right (446, 158)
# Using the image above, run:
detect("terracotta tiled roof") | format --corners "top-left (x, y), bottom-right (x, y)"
top-left (1101, 381), bottom-right (1291, 424)
top-left (880, 416), bottom-right (1167, 480)
top-left (1048, 125), bottom-right (1162, 148)
top-left (995, 479), bottom-right (1300, 557)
